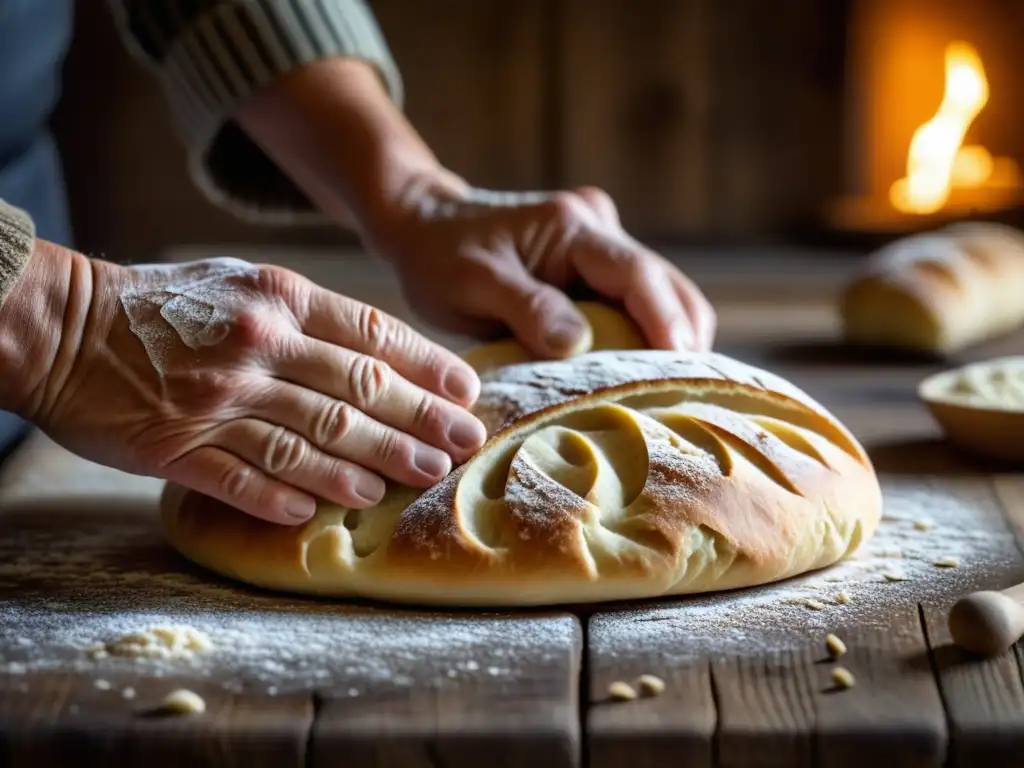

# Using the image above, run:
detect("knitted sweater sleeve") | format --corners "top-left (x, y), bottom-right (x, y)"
top-left (105, 0), bottom-right (404, 224)
top-left (0, 200), bottom-right (35, 306)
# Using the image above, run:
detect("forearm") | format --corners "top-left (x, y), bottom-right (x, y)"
top-left (233, 57), bottom-right (444, 238)
top-left (106, 0), bottom-right (405, 223)
top-left (0, 235), bottom-right (88, 421)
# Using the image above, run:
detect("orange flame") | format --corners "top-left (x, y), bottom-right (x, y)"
top-left (890, 42), bottom-right (991, 214)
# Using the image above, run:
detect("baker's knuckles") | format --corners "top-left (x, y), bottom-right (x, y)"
top-left (346, 353), bottom-right (393, 411)
top-left (263, 425), bottom-right (309, 476)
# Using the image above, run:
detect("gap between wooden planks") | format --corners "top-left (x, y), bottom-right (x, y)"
top-left (584, 404), bottom-right (1024, 768)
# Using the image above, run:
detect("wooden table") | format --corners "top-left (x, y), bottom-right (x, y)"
top-left (3, 248), bottom-right (1024, 767)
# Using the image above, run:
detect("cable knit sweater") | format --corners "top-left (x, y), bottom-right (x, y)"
top-left (0, 0), bottom-right (403, 306)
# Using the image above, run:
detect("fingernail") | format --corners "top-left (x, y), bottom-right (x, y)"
top-left (545, 317), bottom-right (587, 356)
top-left (285, 495), bottom-right (316, 521)
top-left (671, 324), bottom-right (695, 351)
top-left (354, 473), bottom-right (385, 506)
top-left (447, 417), bottom-right (486, 453)
top-left (443, 368), bottom-right (478, 403)
top-left (414, 445), bottom-right (452, 480)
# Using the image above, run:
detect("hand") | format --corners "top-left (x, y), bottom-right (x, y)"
top-left (363, 171), bottom-right (717, 359)
top-left (7, 244), bottom-right (486, 525)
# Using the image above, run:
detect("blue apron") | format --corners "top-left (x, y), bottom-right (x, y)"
top-left (0, 0), bottom-right (75, 459)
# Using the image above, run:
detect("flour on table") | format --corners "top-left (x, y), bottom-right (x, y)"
top-left (102, 626), bottom-right (213, 660)
top-left (1, 476), bottom-right (1018, 694)
top-left (590, 476), bottom-right (1022, 661)
top-left (0, 513), bottom-right (575, 696)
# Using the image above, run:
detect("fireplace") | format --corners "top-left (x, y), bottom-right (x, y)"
top-left (50, 0), bottom-right (1024, 255)
top-left (827, 0), bottom-right (1024, 236)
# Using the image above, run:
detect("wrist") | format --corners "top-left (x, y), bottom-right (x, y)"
top-left (234, 57), bottom-right (443, 238)
top-left (0, 240), bottom-right (94, 420)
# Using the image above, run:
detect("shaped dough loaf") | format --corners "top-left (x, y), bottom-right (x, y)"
top-left (161, 313), bottom-right (881, 606)
top-left (840, 222), bottom-right (1024, 353)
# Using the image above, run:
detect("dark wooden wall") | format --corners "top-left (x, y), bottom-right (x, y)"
top-left (53, 0), bottom-right (850, 261)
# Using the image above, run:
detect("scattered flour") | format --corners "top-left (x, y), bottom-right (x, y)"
top-left (591, 476), bottom-right (1023, 661)
top-left (0, 513), bottom-right (575, 696)
top-left (1, 473), bottom-right (1020, 697)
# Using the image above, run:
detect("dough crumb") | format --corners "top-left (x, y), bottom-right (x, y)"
top-left (93, 679), bottom-right (112, 691)
top-left (831, 667), bottom-right (856, 689)
top-left (882, 571), bottom-right (909, 582)
top-left (122, 687), bottom-right (136, 700)
top-left (836, 590), bottom-right (852, 604)
top-left (608, 681), bottom-right (638, 701)
top-left (105, 626), bottom-right (213, 661)
top-left (934, 557), bottom-right (959, 568)
top-left (825, 634), bottom-right (847, 658)
top-left (914, 519), bottom-right (934, 531)
top-left (156, 689), bottom-right (206, 715)
top-left (804, 598), bottom-right (827, 611)
top-left (635, 674), bottom-right (666, 697)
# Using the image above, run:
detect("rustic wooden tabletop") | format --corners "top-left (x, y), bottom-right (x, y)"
top-left (3, 247), bottom-right (1024, 768)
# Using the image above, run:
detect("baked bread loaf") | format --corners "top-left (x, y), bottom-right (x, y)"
top-left (161, 345), bottom-right (882, 606)
top-left (840, 222), bottom-right (1024, 353)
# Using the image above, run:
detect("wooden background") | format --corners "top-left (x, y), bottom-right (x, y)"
top-left (49, 0), bottom-right (1024, 261)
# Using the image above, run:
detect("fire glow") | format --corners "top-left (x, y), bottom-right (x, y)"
top-left (890, 41), bottom-right (1022, 215)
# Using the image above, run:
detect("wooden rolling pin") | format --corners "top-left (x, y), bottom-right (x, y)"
top-left (948, 584), bottom-right (1024, 656)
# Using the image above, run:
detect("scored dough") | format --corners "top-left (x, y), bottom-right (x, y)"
top-left (161, 302), bottom-right (881, 606)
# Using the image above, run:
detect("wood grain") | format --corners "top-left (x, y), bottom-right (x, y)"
top-left (310, 617), bottom-right (582, 768)
top-left (922, 604), bottom-right (1024, 767)
top-left (587, 644), bottom-right (714, 768)
top-left (556, 0), bottom-right (712, 233)
top-left (814, 604), bottom-right (945, 768)
top-left (372, 0), bottom-right (548, 190)
top-left (0, 674), bottom-right (313, 768)
top-left (556, 0), bottom-right (846, 237)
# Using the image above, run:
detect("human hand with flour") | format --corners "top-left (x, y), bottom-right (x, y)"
top-left (235, 59), bottom-right (716, 360)
top-left (0, 240), bottom-right (486, 525)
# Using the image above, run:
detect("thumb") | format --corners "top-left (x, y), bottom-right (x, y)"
top-left (484, 264), bottom-right (593, 360)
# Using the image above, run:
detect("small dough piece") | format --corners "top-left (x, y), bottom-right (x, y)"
top-left (461, 300), bottom-right (646, 374)
top-left (160, 318), bottom-right (881, 607)
top-left (608, 681), bottom-right (638, 701)
top-left (157, 689), bottom-right (206, 715)
top-left (636, 674), bottom-right (666, 696)
top-left (106, 626), bottom-right (213, 660)
top-left (919, 357), bottom-right (1024, 463)
top-left (831, 666), bottom-right (856, 689)
top-left (825, 633), bottom-right (847, 658)
top-left (840, 222), bottom-right (1024, 353)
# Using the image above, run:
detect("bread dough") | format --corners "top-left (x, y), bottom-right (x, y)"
top-left (840, 222), bottom-right (1024, 353)
top-left (461, 301), bottom-right (645, 373)
top-left (160, 304), bottom-right (881, 606)
top-left (157, 689), bottom-right (206, 715)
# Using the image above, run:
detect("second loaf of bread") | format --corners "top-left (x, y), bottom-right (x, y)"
top-left (840, 222), bottom-right (1024, 353)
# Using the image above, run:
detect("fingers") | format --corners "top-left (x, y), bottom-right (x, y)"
top-left (163, 445), bottom-right (318, 526)
top-left (273, 335), bottom-right (487, 466)
top-left (207, 418), bottom-right (386, 509)
top-left (668, 268), bottom-right (717, 351)
top-left (470, 256), bottom-right (594, 359)
top-left (574, 186), bottom-right (621, 230)
top-left (301, 286), bottom-right (481, 406)
top-left (564, 227), bottom-right (698, 351)
top-left (514, 187), bottom-right (713, 354)
top-left (252, 377), bottom-right (463, 488)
